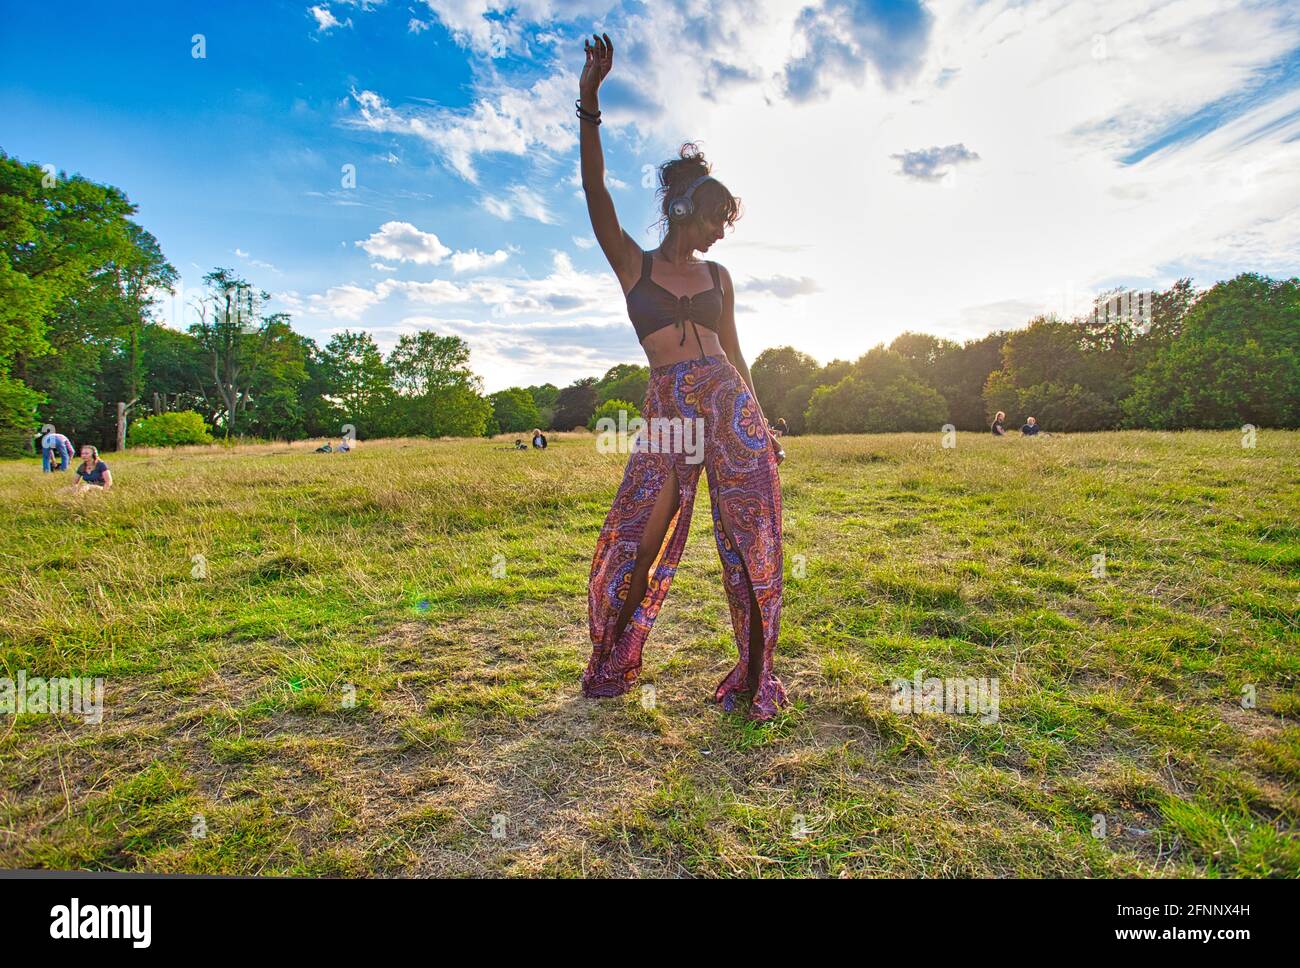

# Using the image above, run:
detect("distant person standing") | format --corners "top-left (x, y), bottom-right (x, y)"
top-left (1021, 416), bottom-right (1041, 436)
top-left (41, 430), bottom-right (74, 471)
top-left (774, 417), bottom-right (788, 437)
top-left (990, 412), bottom-right (1007, 436)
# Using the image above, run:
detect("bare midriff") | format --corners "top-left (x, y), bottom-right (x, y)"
top-left (637, 324), bottom-right (726, 367)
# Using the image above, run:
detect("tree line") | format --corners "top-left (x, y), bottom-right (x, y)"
top-left (3, 151), bottom-right (1296, 457)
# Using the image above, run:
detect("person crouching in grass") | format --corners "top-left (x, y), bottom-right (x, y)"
top-left (72, 445), bottom-right (112, 492)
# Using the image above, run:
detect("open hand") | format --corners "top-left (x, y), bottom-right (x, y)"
top-left (581, 32), bottom-right (614, 97)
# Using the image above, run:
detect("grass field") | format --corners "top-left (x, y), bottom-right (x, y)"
top-left (1, 429), bottom-right (1297, 877)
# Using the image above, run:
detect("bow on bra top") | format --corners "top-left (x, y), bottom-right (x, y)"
top-left (626, 251), bottom-right (723, 349)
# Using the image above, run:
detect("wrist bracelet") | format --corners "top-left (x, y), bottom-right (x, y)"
top-left (577, 109), bottom-right (601, 125)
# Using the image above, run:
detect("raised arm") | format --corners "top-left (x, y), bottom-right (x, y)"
top-left (579, 33), bottom-right (640, 291)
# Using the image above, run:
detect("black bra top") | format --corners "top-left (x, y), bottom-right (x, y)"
top-left (626, 251), bottom-right (723, 346)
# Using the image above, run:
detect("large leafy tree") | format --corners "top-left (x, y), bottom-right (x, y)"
top-left (243, 318), bottom-right (313, 440)
top-left (553, 377), bottom-right (598, 431)
top-left (982, 316), bottom-right (1128, 431)
top-left (387, 330), bottom-right (491, 437)
top-left (0, 153), bottom-right (172, 454)
top-left (137, 322), bottom-right (208, 418)
top-left (595, 363), bottom-right (649, 407)
top-left (319, 330), bottom-right (396, 439)
top-left (806, 346), bottom-right (948, 433)
top-left (189, 268), bottom-right (281, 438)
top-left (1123, 273), bottom-right (1299, 429)
top-left (933, 331), bottom-right (1009, 430)
top-left (781, 358), bottom-right (853, 435)
top-left (105, 223), bottom-right (178, 411)
top-left (524, 382), bottom-right (559, 428)
top-left (44, 222), bottom-right (178, 447)
top-left (489, 387), bottom-right (542, 435)
top-left (752, 346), bottom-right (821, 433)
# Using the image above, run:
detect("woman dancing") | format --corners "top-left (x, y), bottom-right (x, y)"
top-left (577, 32), bottom-right (788, 721)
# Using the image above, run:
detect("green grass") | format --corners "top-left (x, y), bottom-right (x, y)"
top-left (1, 430), bottom-right (1297, 877)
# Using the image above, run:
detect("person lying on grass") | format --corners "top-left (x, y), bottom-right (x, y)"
top-left (72, 445), bottom-right (112, 491)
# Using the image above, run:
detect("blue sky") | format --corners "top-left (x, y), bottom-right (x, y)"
top-left (3, 0), bottom-right (1298, 392)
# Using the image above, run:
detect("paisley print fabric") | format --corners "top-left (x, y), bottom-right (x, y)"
top-left (583, 353), bottom-right (788, 721)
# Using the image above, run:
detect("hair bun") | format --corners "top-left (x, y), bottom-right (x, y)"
top-left (660, 142), bottom-right (710, 188)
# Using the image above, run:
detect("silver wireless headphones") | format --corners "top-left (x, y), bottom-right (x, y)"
top-left (668, 174), bottom-right (715, 221)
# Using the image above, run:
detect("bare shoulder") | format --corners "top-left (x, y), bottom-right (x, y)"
top-left (711, 261), bottom-right (734, 297)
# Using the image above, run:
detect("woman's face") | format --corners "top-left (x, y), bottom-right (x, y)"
top-left (81, 446), bottom-right (95, 462)
top-left (696, 213), bottom-right (724, 253)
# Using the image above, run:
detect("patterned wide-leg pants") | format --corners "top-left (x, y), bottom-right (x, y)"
top-left (582, 353), bottom-right (788, 721)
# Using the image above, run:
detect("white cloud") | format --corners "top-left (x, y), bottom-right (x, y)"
top-left (343, 69), bottom-right (576, 183)
top-left (356, 221), bottom-right (453, 265)
top-left (379, 278), bottom-right (468, 304)
top-left (287, 249), bottom-right (627, 335)
top-left (309, 284), bottom-right (384, 320)
top-left (478, 184), bottom-right (556, 223)
top-left (309, 5), bottom-right (350, 32)
top-left (480, 195), bottom-right (512, 220)
top-left (354, 221), bottom-right (515, 272)
top-left (450, 248), bottom-right (512, 272)
top-left (413, 0), bottom-right (531, 57)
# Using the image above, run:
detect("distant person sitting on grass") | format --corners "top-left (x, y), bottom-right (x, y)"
top-left (1021, 416), bottom-right (1041, 436)
top-left (514, 439), bottom-right (528, 450)
top-left (531, 428), bottom-right (548, 449)
top-left (41, 431), bottom-right (74, 471)
top-left (774, 417), bottom-right (788, 437)
top-left (337, 438), bottom-right (352, 452)
top-left (73, 445), bottom-right (112, 491)
top-left (991, 411), bottom-right (1007, 436)
top-left (315, 442), bottom-right (332, 452)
